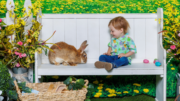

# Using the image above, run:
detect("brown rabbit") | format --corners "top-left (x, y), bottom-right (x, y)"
top-left (48, 40), bottom-right (88, 66)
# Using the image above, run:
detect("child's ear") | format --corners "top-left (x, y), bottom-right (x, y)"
top-left (120, 28), bottom-right (124, 32)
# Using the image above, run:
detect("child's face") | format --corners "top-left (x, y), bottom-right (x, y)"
top-left (109, 24), bottom-right (124, 38)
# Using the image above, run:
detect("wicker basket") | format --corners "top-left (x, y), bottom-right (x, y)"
top-left (14, 80), bottom-right (88, 101)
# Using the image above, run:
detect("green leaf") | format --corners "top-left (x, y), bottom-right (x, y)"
top-left (72, 76), bottom-right (76, 81)
top-left (63, 77), bottom-right (72, 85)
top-left (45, 49), bottom-right (47, 56)
top-left (22, 87), bottom-right (32, 93)
top-left (177, 49), bottom-right (180, 54)
top-left (6, 90), bottom-right (18, 100)
top-left (68, 83), bottom-right (74, 90)
top-left (7, 79), bottom-right (15, 89)
top-left (18, 82), bottom-right (26, 89)
top-left (0, 21), bottom-right (6, 26)
top-left (76, 79), bottom-right (84, 86)
top-left (75, 84), bottom-right (83, 90)
top-left (68, 83), bottom-right (76, 90)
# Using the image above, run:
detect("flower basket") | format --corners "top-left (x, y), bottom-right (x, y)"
top-left (14, 80), bottom-right (88, 101)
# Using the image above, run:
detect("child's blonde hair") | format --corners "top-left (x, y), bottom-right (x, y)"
top-left (108, 16), bottom-right (130, 34)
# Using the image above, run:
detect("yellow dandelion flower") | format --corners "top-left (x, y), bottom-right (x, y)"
top-left (99, 84), bottom-right (104, 86)
top-left (105, 88), bottom-right (111, 91)
top-left (106, 75), bottom-right (112, 78)
top-left (97, 87), bottom-right (103, 90)
top-left (134, 90), bottom-right (139, 93)
top-left (123, 91), bottom-right (129, 93)
top-left (108, 94), bottom-right (114, 97)
top-left (94, 95), bottom-right (100, 97)
top-left (171, 67), bottom-right (175, 70)
top-left (117, 92), bottom-right (122, 94)
top-left (112, 94), bottom-right (116, 96)
top-left (133, 83), bottom-right (141, 86)
top-left (143, 89), bottom-right (149, 93)
top-left (52, 76), bottom-right (59, 79)
top-left (98, 90), bottom-right (102, 92)
top-left (95, 93), bottom-right (102, 96)
top-left (109, 89), bottom-right (116, 93)
top-left (93, 80), bottom-right (98, 84)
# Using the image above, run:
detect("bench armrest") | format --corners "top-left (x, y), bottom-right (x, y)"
top-left (157, 8), bottom-right (166, 68)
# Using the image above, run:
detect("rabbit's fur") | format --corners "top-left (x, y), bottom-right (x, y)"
top-left (48, 40), bottom-right (88, 66)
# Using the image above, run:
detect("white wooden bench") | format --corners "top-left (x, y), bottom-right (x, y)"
top-left (35, 8), bottom-right (166, 101)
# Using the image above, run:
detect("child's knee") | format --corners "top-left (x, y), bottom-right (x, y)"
top-left (99, 55), bottom-right (106, 60)
top-left (120, 57), bottom-right (128, 61)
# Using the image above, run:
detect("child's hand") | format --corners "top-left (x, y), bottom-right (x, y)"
top-left (118, 53), bottom-right (126, 58)
top-left (103, 53), bottom-right (111, 56)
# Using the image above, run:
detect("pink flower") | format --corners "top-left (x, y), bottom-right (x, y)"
top-left (15, 52), bottom-right (20, 55)
top-left (24, 43), bottom-right (27, 46)
top-left (174, 54), bottom-right (177, 55)
top-left (170, 45), bottom-right (176, 50)
top-left (16, 63), bottom-right (20, 67)
top-left (178, 33), bottom-right (180, 37)
top-left (0, 27), bottom-right (1, 30)
top-left (17, 41), bottom-right (23, 46)
top-left (21, 53), bottom-right (27, 57)
top-left (18, 53), bottom-right (22, 58)
top-left (167, 49), bottom-right (171, 53)
top-left (0, 18), bottom-right (2, 23)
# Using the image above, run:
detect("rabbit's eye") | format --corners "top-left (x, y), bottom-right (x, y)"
top-left (84, 55), bottom-right (86, 57)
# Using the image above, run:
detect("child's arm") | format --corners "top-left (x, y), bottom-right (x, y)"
top-left (103, 47), bottom-right (111, 55)
top-left (124, 51), bottom-right (134, 57)
top-left (118, 52), bottom-right (134, 58)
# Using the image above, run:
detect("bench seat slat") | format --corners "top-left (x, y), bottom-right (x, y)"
top-left (38, 63), bottom-right (163, 75)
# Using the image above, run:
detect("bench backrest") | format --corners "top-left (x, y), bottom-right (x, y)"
top-left (40, 10), bottom-right (163, 64)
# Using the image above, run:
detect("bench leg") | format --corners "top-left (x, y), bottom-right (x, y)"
top-left (35, 75), bottom-right (42, 83)
top-left (156, 75), bottom-right (166, 101)
top-left (35, 74), bottom-right (38, 83)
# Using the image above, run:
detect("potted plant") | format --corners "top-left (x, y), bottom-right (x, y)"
top-left (1, 1), bottom-right (58, 83)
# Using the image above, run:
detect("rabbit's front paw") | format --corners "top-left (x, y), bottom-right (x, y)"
top-left (68, 62), bottom-right (77, 66)
top-left (62, 61), bottom-right (69, 66)
top-left (55, 62), bottom-right (60, 65)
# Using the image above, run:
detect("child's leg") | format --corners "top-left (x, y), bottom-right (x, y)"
top-left (111, 56), bottom-right (129, 68)
top-left (95, 55), bottom-right (116, 69)
top-left (99, 55), bottom-right (115, 62)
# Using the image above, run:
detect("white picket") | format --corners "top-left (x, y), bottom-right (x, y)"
top-left (6, 0), bottom-right (15, 41)
top-left (24, 0), bottom-right (33, 35)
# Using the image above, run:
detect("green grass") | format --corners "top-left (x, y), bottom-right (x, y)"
top-left (91, 95), bottom-right (175, 101)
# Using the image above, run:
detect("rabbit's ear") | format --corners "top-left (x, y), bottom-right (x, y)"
top-left (79, 40), bottom-right (88, 53)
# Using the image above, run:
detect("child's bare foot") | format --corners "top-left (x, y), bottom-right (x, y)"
top-left (94, 61), bottom-right (113, 71)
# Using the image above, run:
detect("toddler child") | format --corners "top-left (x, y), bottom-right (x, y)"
top-left (94, 16), bottom-right (137, 71)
